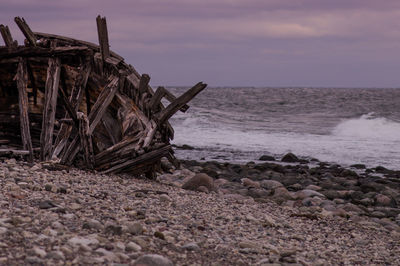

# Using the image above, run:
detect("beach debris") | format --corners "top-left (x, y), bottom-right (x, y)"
top-left (0, 16), bottom-right (206, 176)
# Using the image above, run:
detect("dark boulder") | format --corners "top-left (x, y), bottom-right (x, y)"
top-left (259, 155), bottom-right (275, 161)
top-left (281, 153), bottom-right (299, 163)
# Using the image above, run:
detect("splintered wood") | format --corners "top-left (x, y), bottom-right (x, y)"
top-left (0, 16), bottom-right (207, 176)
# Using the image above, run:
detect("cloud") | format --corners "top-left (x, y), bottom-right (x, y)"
top-left (1, 0), bottom-right (400, 86)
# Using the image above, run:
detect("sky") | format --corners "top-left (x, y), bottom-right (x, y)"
top-left (1, 0), bottom-right (400, 87)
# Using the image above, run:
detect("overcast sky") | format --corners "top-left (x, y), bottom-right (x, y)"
top-left (1, 0), bottom-right (400, 87)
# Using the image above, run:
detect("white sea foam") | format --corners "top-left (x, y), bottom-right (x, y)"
top-left (332, 113), bottom-right (400, 141)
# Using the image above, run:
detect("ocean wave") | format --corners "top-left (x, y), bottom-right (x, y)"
top-left (332, 113), bottom-right (400, 141)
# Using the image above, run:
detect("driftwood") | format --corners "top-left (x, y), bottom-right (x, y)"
top-left (0, 16), bottom-right (207, 175)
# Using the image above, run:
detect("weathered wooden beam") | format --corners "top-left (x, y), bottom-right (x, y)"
top-left (85, 84), bottom-right (91, 114)
top-left (96, 15), bottom-right (110, 62)
top-left (34, 31), bottom-right (124, 60)
top-left (101, 145), bottom-right (171, 174)
top-left (14, 17), bottom-right (37, 46)
top-left (0, 46), bottom-right (91, 59)
top-left (101, 111), bottom-right (120, 145)
top-left (94, 134), bottom-right (141, 163)
top-left (77, 112), bottom-right (94, 169)
top-left (40, 57), bottom-right (61, 161)
top-left (125, 72), bottom-right (175, 140)
top-left (0, 149), bottom-right (30, 156)
top-left (52, 58), bottom-right (91, 159)
top-left (155, 82), bottom-right (207, 125)
top-left (61, 76), bottom-right (119, 165)
top-left (0, 25), bottom-right (17, 47)
top-left (138, 74), bottom-right (150, 94)
top-left (88, 76), bottom-right (119, 134)
top-left (59, 84), bottom-right (79, 127)
top-left (149, 86), bottom-right (189, 113)
top-left (26, 61), bottom-right (38, 105)
top-left (16, 58), bottom-right (33, 162)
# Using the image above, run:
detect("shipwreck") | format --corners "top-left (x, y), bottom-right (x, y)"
top-left (0, 16), bottom-right (206, 177)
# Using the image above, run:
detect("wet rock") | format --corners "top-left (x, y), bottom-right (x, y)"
top-left (182, 173), bottom-right (216, 192)
top-left (281, 153), bottom-right (299, 163)
top-left (350, 164), bottom-right (366, 169)
top-left (340, 169), bottom-right (358, 177)
top-left (133, 254), bottom-right (174, 266)
top-left (360, 182), bottom-right (386, 193)
top-left (259, 155), bottom-right (275, 161)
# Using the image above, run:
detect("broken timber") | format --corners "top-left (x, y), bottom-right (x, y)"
top-left (0, 16), bottom-right (207, 175)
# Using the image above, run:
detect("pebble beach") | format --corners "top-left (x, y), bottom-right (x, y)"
top-left (0, 153), bottom-right (399, 265)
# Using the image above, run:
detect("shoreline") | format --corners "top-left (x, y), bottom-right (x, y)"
top-left (172, 144), bottom-right (400, 173)
top-left (0, 156), bottom-right (399, 265)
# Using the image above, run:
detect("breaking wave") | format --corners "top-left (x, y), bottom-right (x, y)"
top-left (332, 113), bottom-right (400, 141)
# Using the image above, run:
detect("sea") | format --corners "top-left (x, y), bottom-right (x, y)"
top-left (166, 87), bottom-right (400, 170)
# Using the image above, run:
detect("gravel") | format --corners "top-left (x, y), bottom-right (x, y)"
top-left (0, 158), bottom-right (399, 265)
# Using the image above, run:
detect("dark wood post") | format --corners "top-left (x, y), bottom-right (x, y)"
top-left (0, 25), bottom-right (17, 47)
top-left (16, 58), bottom-right (33, 162)
top-left (40, 57), bottom-right (61, 160)
top-left (14, 17), bottom-right (37, 46)
top-left (96, 15), bottom-right (110, 62)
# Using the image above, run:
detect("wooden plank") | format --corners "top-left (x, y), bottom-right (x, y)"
top-left (96, 15), bottom-right (110, 62)
top-left (125, 72), bottom-right (175, 140)
top-left (0, 46), bottom-right (91, 59)
top-left (40, 57), bottom-right (61, 160)
top-left (0, 25), bottom-right (17, 47)
top-left (101, 111), bottom-right (120, 145)
top-left (88, 76), bottom-right (119, 134)
top-left (94, 134), bottom-right (141, 163)
top-left (26, 61), bottom-right (38, 105)
top-left (155, 82), bottom-right (207, 125)
top-left (34, 31), bottom-right (124, 60)
top-left (100, 145), bottom-right (171, 174)
top-left (138, 74), bottom-right (150, 94)
top-left (85, 84), bottom-right (91, 114)
top-left (59, 85), bottom-right (79, 127)
top-left (61, 76), bottom-right (119, 165)
top-left (0, 149), bottom-right (30, 155)
top-left (149, 86), bottom-right (189, 113)
top-left (16, 58), bottom-right (33, 162)
top-left (14, 17), bottom-right (37, 46)
top-left (52, 59), bottom-right (90, 159)
top-left (77, 112), bottom-right (94, 169)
